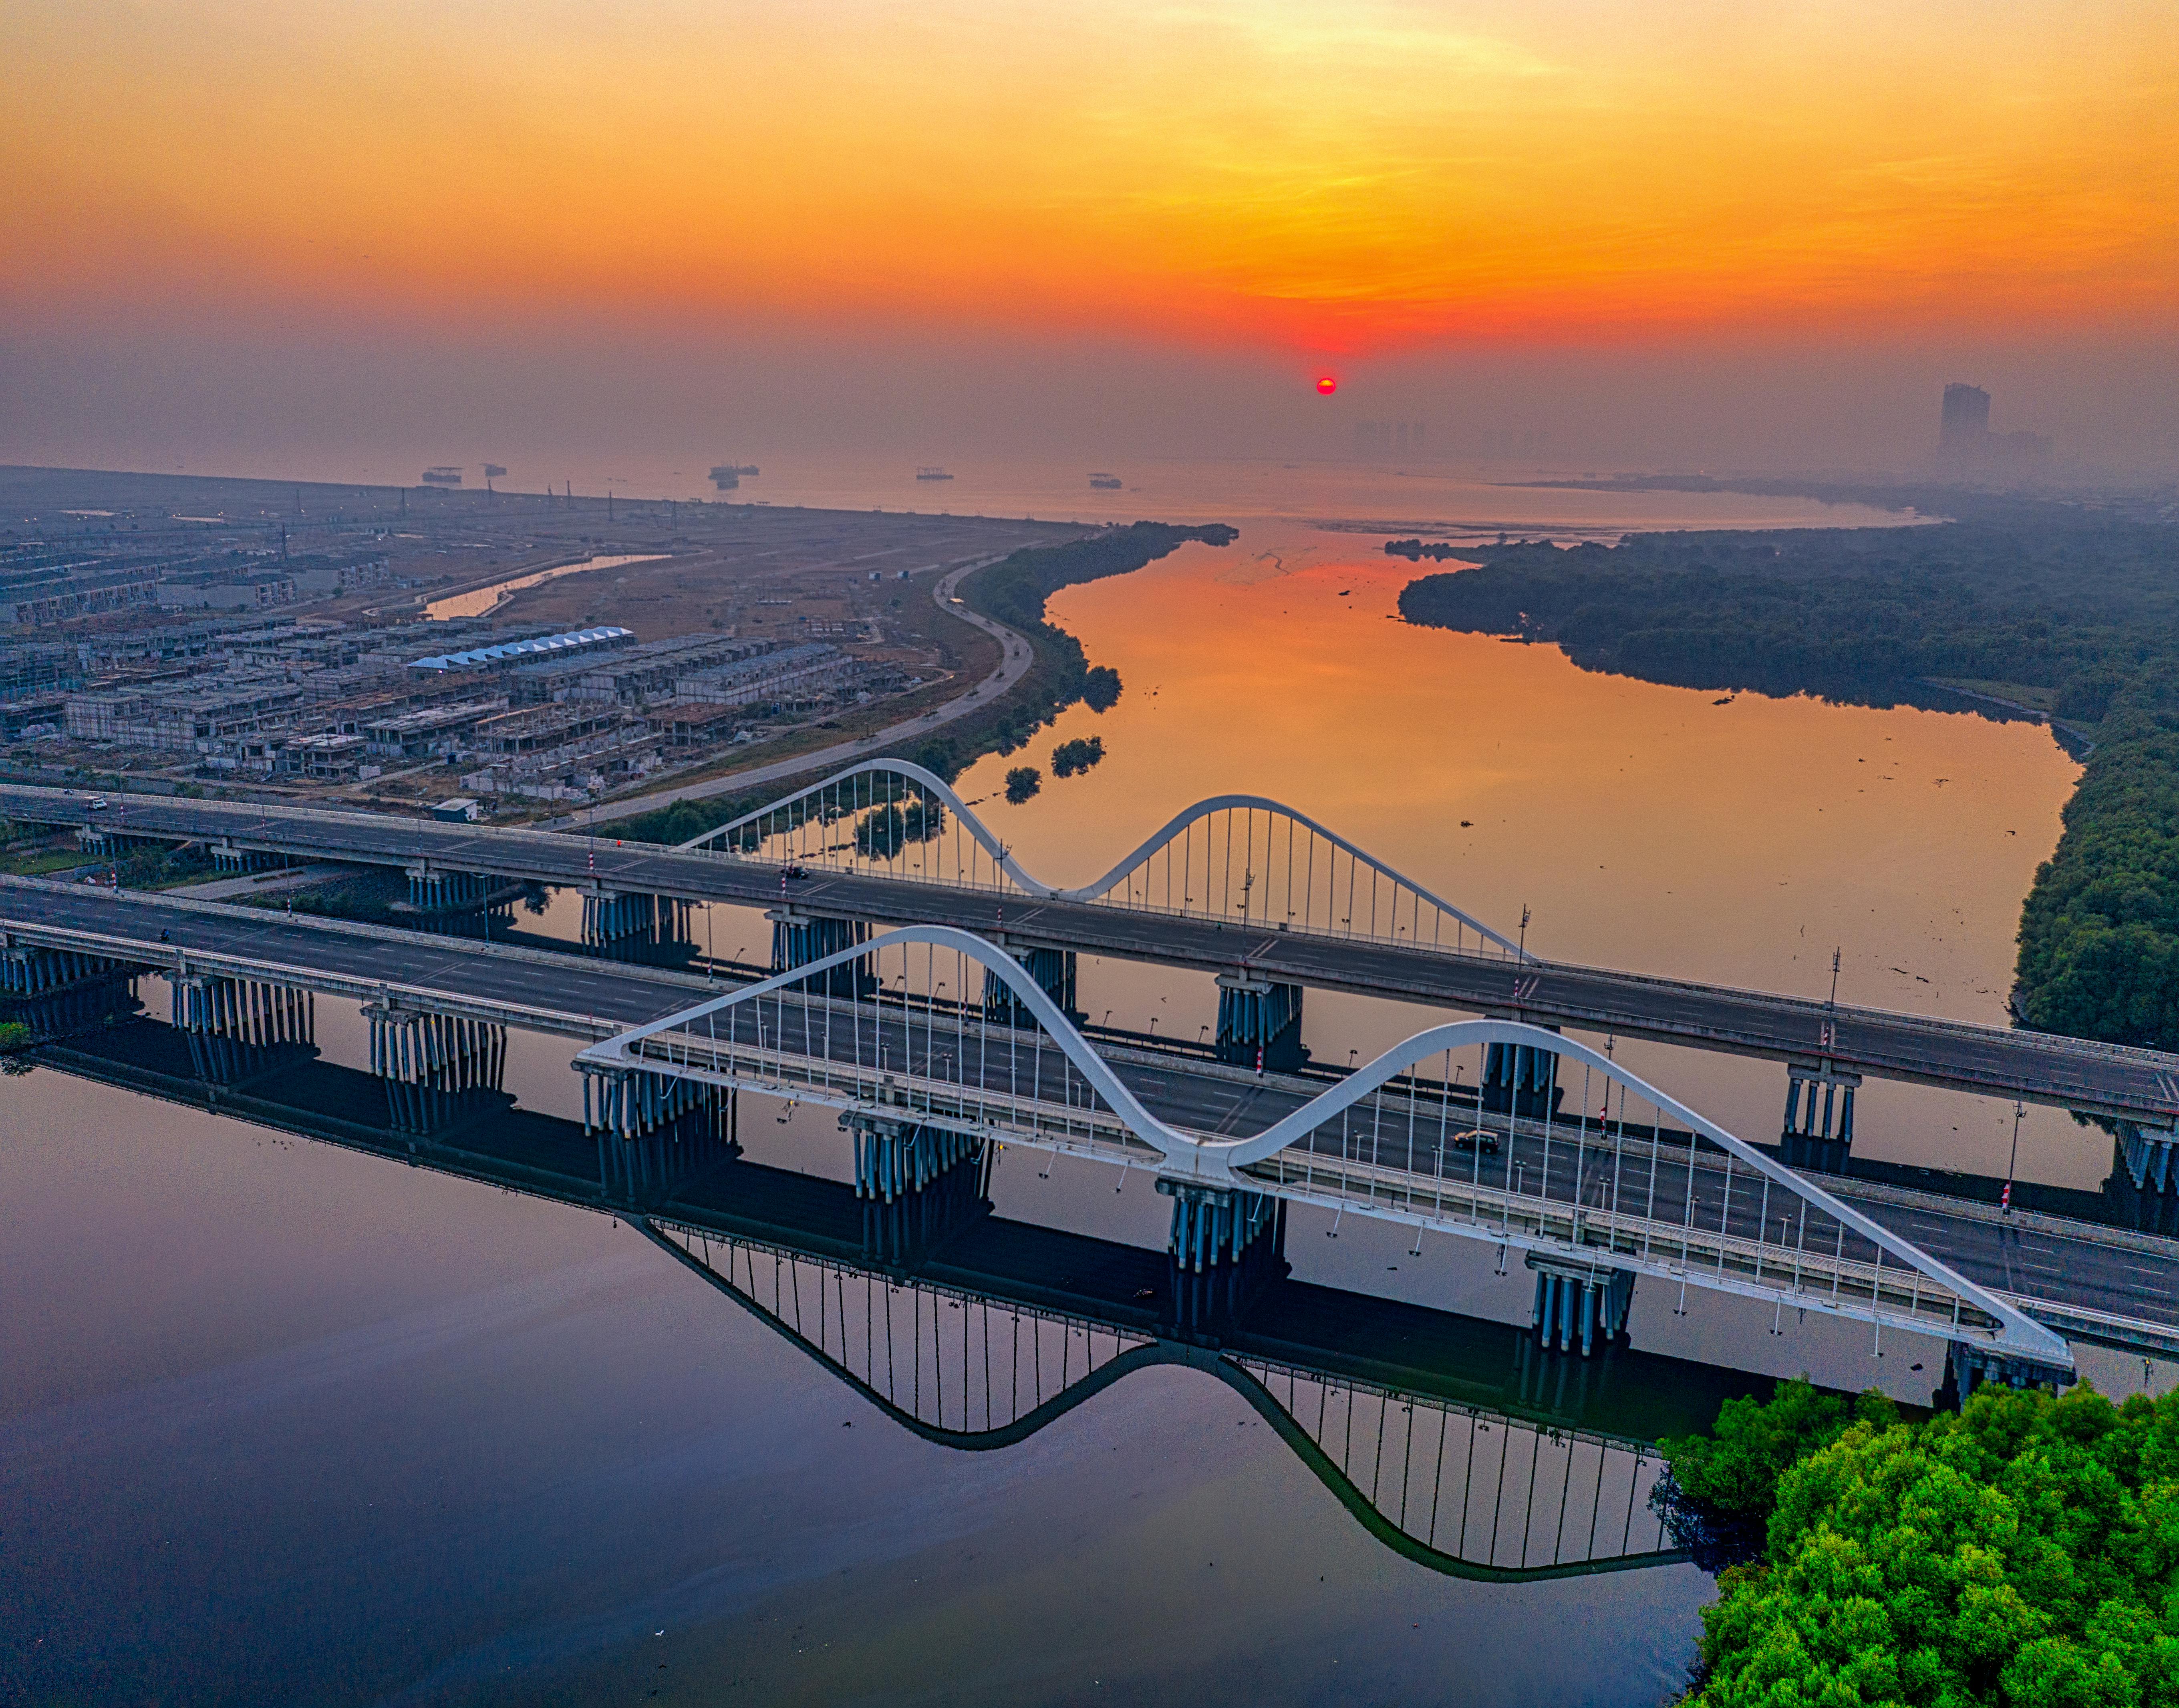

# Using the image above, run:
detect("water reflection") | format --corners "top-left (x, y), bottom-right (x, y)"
top-left (652, 1221), bottom-right (1678, 1579)
top-left (25, 995), bottom-right (1778, 1583)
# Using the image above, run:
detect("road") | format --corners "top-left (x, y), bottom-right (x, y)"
top-left (540, 549), bottom-right (1054, 829)
top-left (4, 877), bottom-right (2176, 1355)
top-left (12, 788), bottom-right (2179, 1128)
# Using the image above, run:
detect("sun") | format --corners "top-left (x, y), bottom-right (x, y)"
top-left (1315, 376), bottom-right (1337, 395)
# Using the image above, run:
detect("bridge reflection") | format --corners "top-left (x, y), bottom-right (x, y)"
top-left (654, 1219), bottom-right (1678, 1577)
top-left (22, 990), bottom-right (1803, 1581)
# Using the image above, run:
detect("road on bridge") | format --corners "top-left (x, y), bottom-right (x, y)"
top-left (10, 785), bottom-right (2178, 1129)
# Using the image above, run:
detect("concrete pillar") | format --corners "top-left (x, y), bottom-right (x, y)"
top-left (980, 942), bottom-right (1079, 1026)
top-left (1528, 1256), bottom-right (1635, 1358)
top-left (1484, 1036), bottom-right (1562, 1119)
top-left (1214, 972), bottom-right (1305, 1072)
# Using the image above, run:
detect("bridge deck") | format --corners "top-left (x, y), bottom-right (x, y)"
top-left (9, 786), bottom-right (2175, 1126)
top-left (6, 875), bottom-right (2177, 1356)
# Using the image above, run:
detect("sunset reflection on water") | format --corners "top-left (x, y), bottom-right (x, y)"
top-left (950, 522), bottom-right (2092, 1186)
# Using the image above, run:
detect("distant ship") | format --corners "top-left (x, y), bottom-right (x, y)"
top-left (916, 467), bottom-right (955, 481)
top-left (709, 463), bottom-right (759, 491)
top-left (421, 466), bottom-right (463, 486)
top-left (1088, 472), bottom-right (1123, 489)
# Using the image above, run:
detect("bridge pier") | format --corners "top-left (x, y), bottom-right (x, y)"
top-left (211, 840), bottom-right (286, 875)
top-left (75, 826), bottom-right (163, 859)
top-left (1781, 1063), bottom-right (1859, 1172)
top-left (768, 908), bottom-right (872, 997)
top-left (2, 941), bottom-right (127, 999)
top-left (1483, 1037), bottom-right (1562, 1120)
top-left (405, 863), bottom-right (504, 914)
top-left (0, 964), bottom-right (138, 1041)
top-left (979, 942), bottom-right (1078, 1026)
top-left (1158, 1177), bottom-right (1288, 1333)
top-left (1527, 1255), bottom-right (1635, 1358)
top-left (171, 971), bottom-right (314, 1082)
top-left (171, 973), bottom-right (312, 1043)
top-left (1214, 972), bottom-right (1305, 1072)
top-left (850, 1117), bottom-right (984, 1202)
top-left (2104, 1123), bottom-right (2179, 1235)
top-left (580, 1063), bottom-right (727, 1140)
top-left (580, 1064), bottom-right (737, 1200)
top-left (579, 888), bottom-right (696, 953)
top-left (367, 1006), bottom-right (507, 1133)
top-left (2117, 1121), bottom-right (2179, 1194)
top-left (1941, 1340), bottom-right (2074, 1410)
top-left (846, 1114), bottom-right (990, 1266)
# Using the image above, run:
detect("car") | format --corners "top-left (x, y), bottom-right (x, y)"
top-left (1449, 1127), bottom-right (1501, 1155)
top-left (87, 796), bottom-right (110, 810)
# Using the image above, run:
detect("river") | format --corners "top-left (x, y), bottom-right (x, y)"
top-left (424, 553), bottom-right (670, 620)
top-left (0, 476), bottom-right (2103, 1705)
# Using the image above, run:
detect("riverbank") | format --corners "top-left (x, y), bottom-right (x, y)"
top-left (1395, 505), bottom-right (2179, 1051)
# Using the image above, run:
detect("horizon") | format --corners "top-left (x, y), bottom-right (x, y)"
top-left (5, 0), bottom-right (2175, 477)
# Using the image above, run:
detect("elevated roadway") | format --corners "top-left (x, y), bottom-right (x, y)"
top-left (6, 875), bottom-right (2177, 1359)
top-left (10, 784), bottom-right (2178, 1129)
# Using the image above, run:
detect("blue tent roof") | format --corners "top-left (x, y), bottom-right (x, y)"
top-left (406, 626), bottom-right (633, 671)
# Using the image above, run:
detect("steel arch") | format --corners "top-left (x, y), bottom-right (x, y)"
top-left (676, 756), bottom-right (1527, 958)
top-left (584, 924), bottom-right (2071, 1367)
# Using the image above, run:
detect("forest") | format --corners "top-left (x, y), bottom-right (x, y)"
top-left (1656, 1378), bottom-right (2179, 1706)
top-left (1397, 507), bottom-right (2179, 1050)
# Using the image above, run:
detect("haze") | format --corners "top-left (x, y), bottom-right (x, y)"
top-left (4, 0), bottom-right (2174, 476)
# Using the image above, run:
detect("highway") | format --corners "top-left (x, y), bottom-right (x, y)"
top-left (6, 875), bottom-right (2177, 1356)
top-left (12, 783), bottom-right (2179, 1128)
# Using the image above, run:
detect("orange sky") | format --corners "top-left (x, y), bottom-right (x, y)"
top-left (6, 0), bottom-right (2173, 360)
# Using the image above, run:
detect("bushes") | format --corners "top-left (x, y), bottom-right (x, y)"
top-left (1674, 1380), bottom-right (2179, 1707)
top-left (1655, 1378), bottom-right (1897, 1571)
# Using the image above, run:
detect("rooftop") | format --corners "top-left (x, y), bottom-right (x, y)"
top-left (406, 626), bottom-right (633, 672)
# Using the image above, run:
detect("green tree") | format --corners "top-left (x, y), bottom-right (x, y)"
top-left (1679, 1381), bottom-right (2179, 1706)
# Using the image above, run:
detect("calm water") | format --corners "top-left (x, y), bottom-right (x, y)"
top-left (949, 520), bottom-right (2086, 1188)
top-left (424, 554), bottom-right (669, 620)
top-left (2, 478), bottom-right (2099, 1704)
top-left (365, 451), bottom-right (1921, 535)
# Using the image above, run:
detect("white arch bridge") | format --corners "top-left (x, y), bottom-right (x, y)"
top-left (577, 924), bottom-right (2072, 1388)
top-left (679, 758), bottom-right (1528, 959)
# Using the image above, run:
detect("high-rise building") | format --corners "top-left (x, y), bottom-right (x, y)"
top-left (1939, 383), bottom-right (1992, 455)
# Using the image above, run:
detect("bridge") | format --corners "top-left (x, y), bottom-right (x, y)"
top-left (13, 875), bottom-right (2179, 1386)
top-left (8, 773), bottom-right (2178, 1135)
